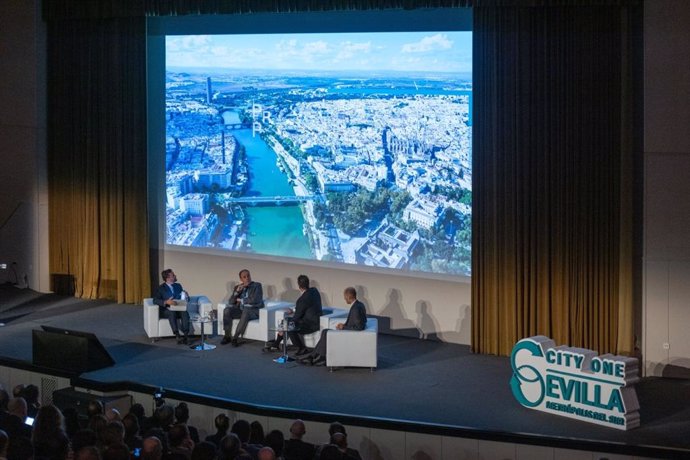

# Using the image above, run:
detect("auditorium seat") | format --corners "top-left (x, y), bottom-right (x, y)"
top-left (143, 296), bottom-right (213, 341)
top-left (215, 301), bottom-right (294, 342)
top-left (325, 317), bottom-right (378, 371)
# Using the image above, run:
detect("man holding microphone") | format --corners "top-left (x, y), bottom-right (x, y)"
top-left (221, 269), bottom-right (264, 347)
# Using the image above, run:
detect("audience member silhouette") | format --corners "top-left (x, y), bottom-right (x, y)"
top-left (204, 413), bottom-right (229, 448)
top-left (282, 419), bottom-right (314, 460)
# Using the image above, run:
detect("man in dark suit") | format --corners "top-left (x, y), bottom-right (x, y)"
top-left (282, 419), bottom-right (315, 460)
top-left (300, 286), bottom-right (367, 366)
top-left (264, 274), bottom-right (322, 356)
top-left (152, 268), bottom-right (190, 344)
top-left (221, 269), bottom-right (264, 347)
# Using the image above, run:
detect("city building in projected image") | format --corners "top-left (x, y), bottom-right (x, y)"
top-left (165, 31), bottom-right (472, 276)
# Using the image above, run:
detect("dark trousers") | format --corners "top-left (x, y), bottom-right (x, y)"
top-left (274, 326), bottom-right (317, 351)
top-left (162, 309), bottom-right (190, 336)
top-left (223, 306), bottom-right (259, 339)
top-left (313, 329), bottom-right (330, 356)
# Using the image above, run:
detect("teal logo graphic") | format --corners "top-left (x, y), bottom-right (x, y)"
top-left (510, 336), bottom-right (640, 430)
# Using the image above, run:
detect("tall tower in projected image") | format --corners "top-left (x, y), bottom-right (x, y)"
top-left (206, 77), bottom-right (212, 104)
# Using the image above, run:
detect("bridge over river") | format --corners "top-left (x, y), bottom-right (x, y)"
top-left (226, 195), bottom-right (319, 206)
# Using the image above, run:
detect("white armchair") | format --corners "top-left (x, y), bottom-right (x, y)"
top-left (326, 317), bottom-right (378, 371)
top-left (274, 307), bottom-right (349, 348)
top-left (216, 301), bottom-right (294, 342)
top-left (143, 296), bottom-right (213, 342)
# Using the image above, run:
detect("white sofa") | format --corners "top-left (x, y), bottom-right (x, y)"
top-left (143, 296), bottom-right (213, 342)
top-left (274, 307), bottom-right (349, 348)
top-left (216, 301), bottom-right (294, 342)
top-left (326, 317), bottom-right (378, 371)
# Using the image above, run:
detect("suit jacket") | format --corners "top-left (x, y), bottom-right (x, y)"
top-left (343, 300), bottom-right (367, 330)
top-left (153, 282), bottom-right (184, 315)
top-left (229, 281), bottom-right (264, 309)
top-left (293, 287), bottom-right (322, 334)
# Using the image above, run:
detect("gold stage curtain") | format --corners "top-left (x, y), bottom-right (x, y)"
top-left (471, 5), bottom-right (638, 356)
top-left (47, 17), bottom-right (150, 303)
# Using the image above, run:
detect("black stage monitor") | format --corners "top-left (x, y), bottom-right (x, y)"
top-left (32, 326), bottom-right (115, 374)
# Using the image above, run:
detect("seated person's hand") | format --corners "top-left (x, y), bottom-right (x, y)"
top-left (336, 323), bottom-right (345, 330)
top-left (165, 298), bottom-right (177, 306)
top-left (286, 308), bottom-right (294, 315)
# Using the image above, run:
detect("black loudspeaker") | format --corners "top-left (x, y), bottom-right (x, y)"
top-left (32, 326), bottom-right (115, 374)
top-left (52, 387), bottom-right (131, 418)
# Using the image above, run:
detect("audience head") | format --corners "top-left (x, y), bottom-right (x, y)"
top-left (257, 447), bottom-right (275, 460)
top-left (122, 413), bottom-right (141, 439)
top-left (12, 384), bottom-right (25, 398)
top-left (343, 287), bottom-right (357, 303)
top-left (328, 421), bottom-right (346, 436)
top-left (218, 433), bottom-right (242, 460)
top-left (214, 413), bottom-right (230, 433)
top-left (231, 419), bottom-right (251, 443)
top-left (101, 421), bottom-right (125, 448)
top-left (32, 404), bottom-right (66, 441)
top-left (168, 423), bottom-right (191, 448)
top-left (105, 407), bottom-right (121, 422)
top-left (87, 400), bottom-right (104, 418)
top-left (249, 420), bottom-right (265, 445)
top-left (297, 275), bottom-right (310, 290)
top-left (154, 404), bottom-right (175, 428)
top-left (141, 436), bottom-right (163, 460)
top-left (174, 402), bottom-right (190, 423)
top-left (7, 397), bottom-right (27, 419)
top-left (289, 419), bottom-right (306, 439)
top-left (128, 403), bottom-right (146, 422)
top-left (75, 446), bottom-right (101, 460)
top-left (263, 430), bottom-right (284, 457)
top-left (22, 384), bottom-right (39, 406)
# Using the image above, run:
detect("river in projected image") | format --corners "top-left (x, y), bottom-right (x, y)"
top-left (233, 129), bottom-right (311, 259)
top-left (164, 31), bottom-right (472, 276)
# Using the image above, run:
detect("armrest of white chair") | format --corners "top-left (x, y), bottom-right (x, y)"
top-left (326, 318), bottom-right (378, 369)
top-left (143, 298), bottom-right (159, 338)
top-left (320, 307), bottom-right (348, 330)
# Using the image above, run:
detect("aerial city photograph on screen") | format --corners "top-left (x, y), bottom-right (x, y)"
top-left (165, 31), bottom-right (472, 276)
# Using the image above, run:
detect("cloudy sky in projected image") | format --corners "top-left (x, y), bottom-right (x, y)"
top-left (166, 32), bottom-right (472, 73)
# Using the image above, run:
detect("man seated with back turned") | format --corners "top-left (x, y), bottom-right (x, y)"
top-left (263, 274), bottom-right (322, 356)
top-left (299, 287), bottom-right (367, 366)
top-left (221, 269), bottom-right (264, 347)
top-left (153, 269), bottom-right (190, 345)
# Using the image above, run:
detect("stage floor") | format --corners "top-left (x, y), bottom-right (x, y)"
top-left (1, 285), bottom-right (689, 458)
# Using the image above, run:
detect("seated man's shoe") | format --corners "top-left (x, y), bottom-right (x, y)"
top-left (231, 339), bottom-right (239, 347)
top-left (220, 336), bottom-right (232, 345)
top-left (313, 356), bottom-right (326, 366)
top-left (296, 348), bottom-right (310, 356)
top-left (182, 336), bottom-right (189, 345)
top-left (175, 334), bottom-right (183, 344)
